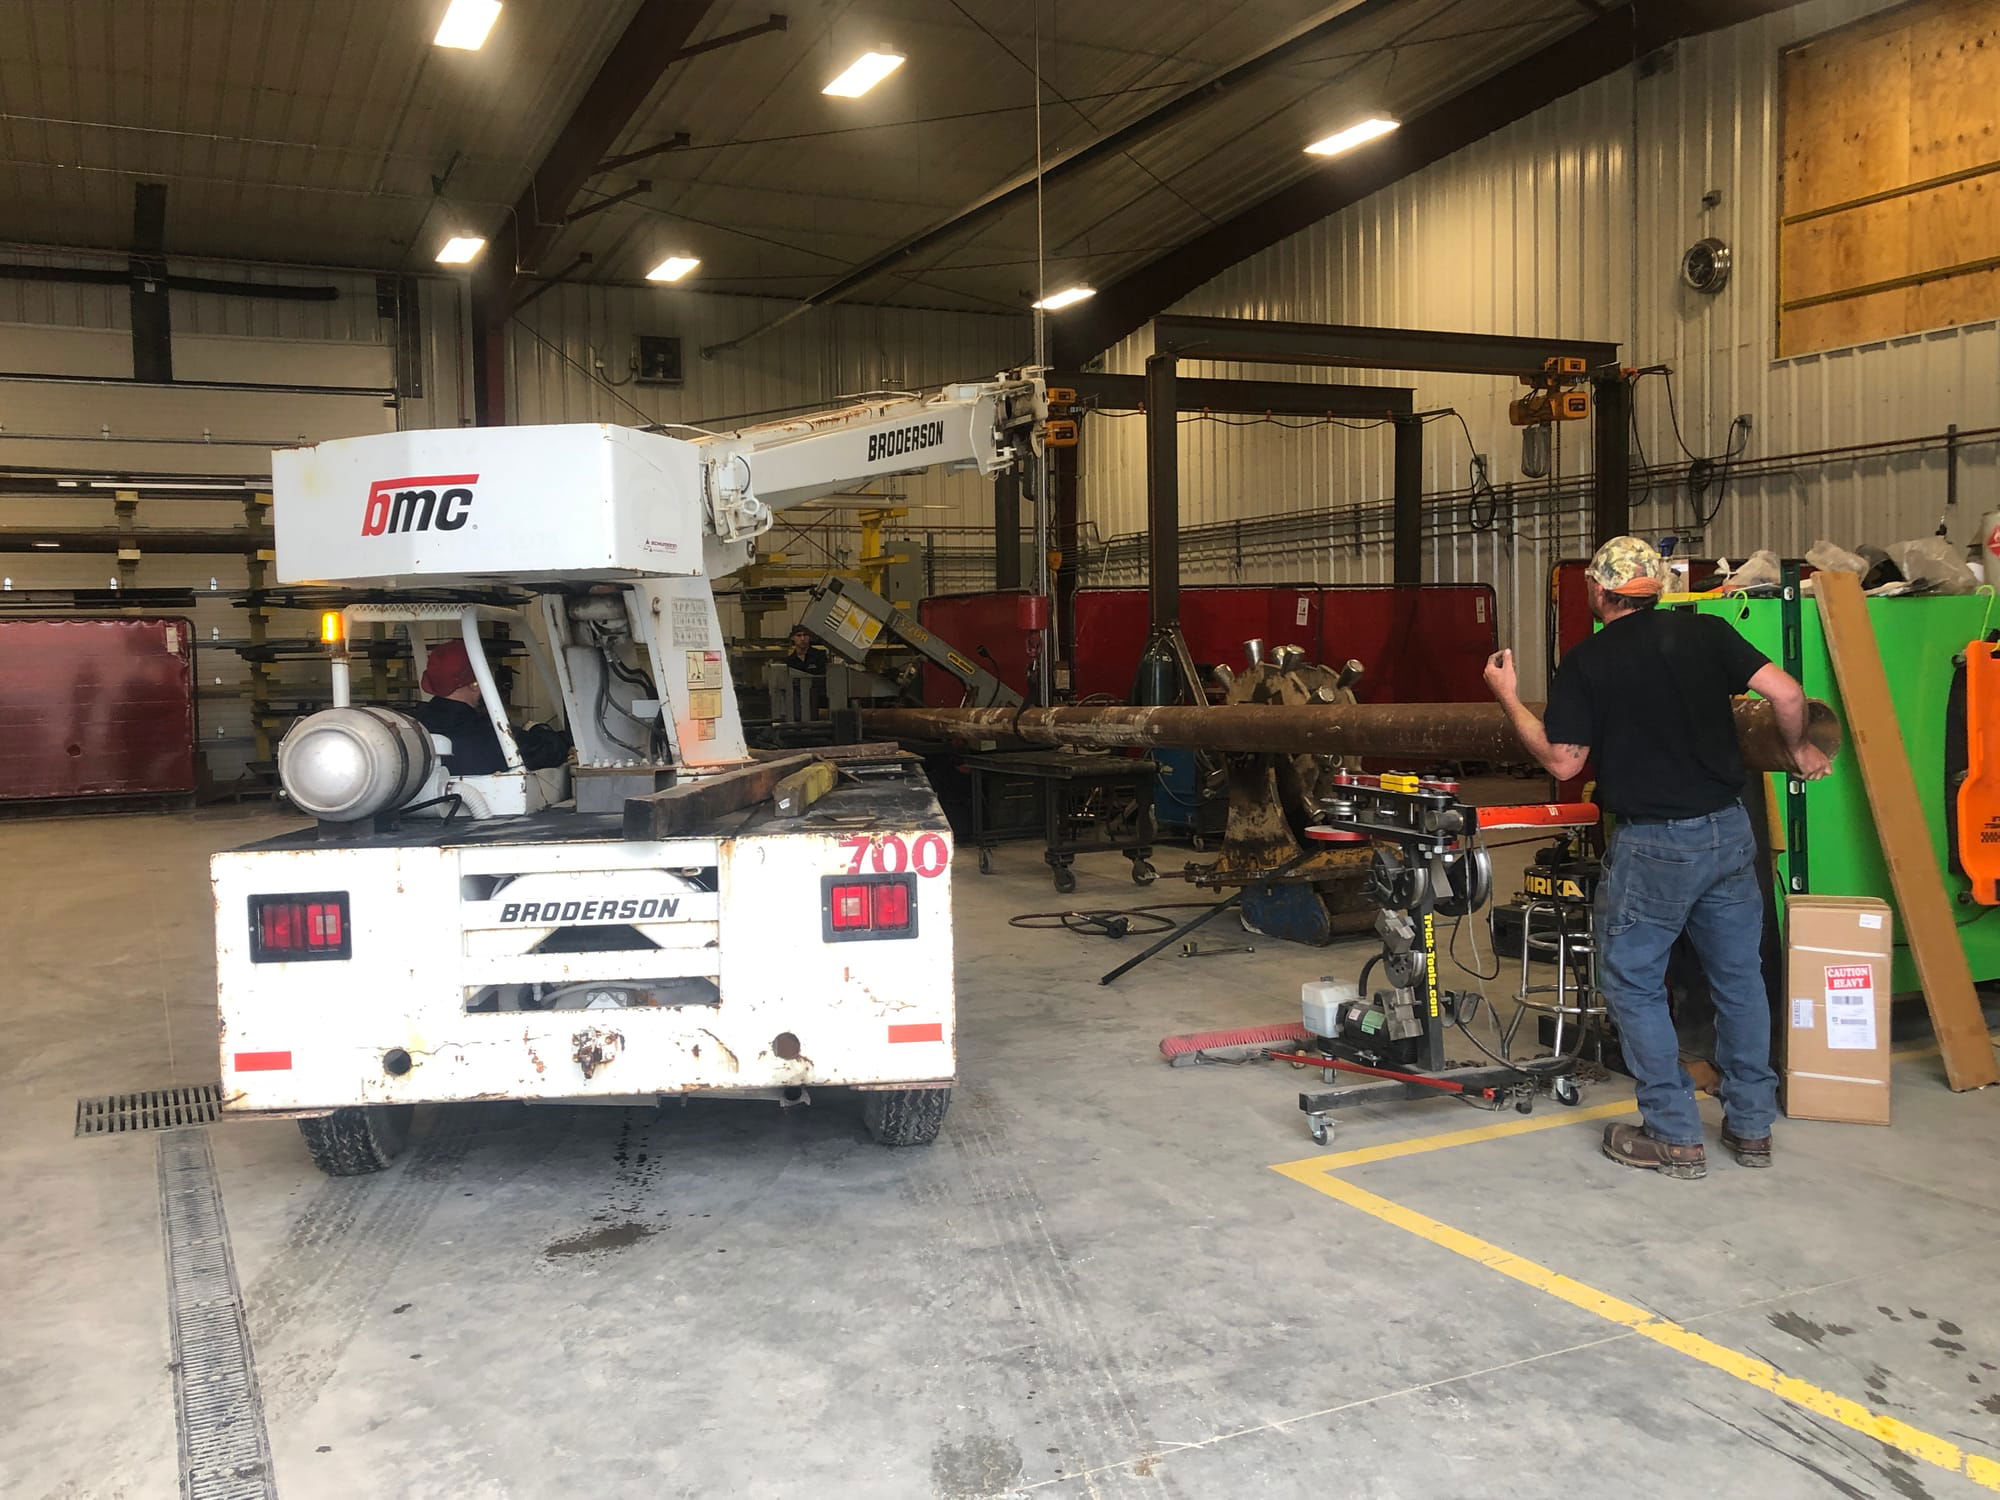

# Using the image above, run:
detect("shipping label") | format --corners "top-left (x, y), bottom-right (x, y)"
top-left (1824, 964), bottom-right (1877, 1051)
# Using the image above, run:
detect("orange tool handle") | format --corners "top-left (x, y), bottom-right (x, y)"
top-left (1476, 802), bottom-right (1601, 831)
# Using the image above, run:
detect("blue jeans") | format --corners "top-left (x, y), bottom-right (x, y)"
top-left (1594, 803), bottom-right (1778, 1146)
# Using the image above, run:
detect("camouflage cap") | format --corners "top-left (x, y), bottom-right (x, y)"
top-left (1587, 534), bottom-right (1667, 597)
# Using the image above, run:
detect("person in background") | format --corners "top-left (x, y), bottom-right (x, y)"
top-left (409, 638), bottom-right (569, 774)
top-left (784, 624), bottom-right (830, 676)
top-left (1482, 535), bottom-right (1831, 1181)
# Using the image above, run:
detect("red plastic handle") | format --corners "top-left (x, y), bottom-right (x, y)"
top-left (1476, 802), bottom-right (1601, 831)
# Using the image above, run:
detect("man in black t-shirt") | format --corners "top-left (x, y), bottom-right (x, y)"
top-left (1483, 536), bottom-right (1829, 1180)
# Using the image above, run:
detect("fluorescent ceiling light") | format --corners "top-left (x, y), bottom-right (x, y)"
top-left (646, 255), bottom-right (701, 283)
top-left (435, 235), bottom-right (486, 265)
top-left (434, 0), bottom-right (501, 50)
top-left (823, 51), bottom-right (905, 97)
top-left (1305, 116), bottom-right (1400, 156)
top-left (1032, 285), bottom-right (1095, 311)
top-left (33, 540), bottom-right (59, 549)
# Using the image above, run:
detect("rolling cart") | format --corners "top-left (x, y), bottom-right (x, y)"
top-left (961, 750), bottom-right (1160, 892)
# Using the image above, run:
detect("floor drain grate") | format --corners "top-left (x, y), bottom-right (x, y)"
top-left (158, 1126), bottom-right (276, 1499)
top-left (76, 1084), bottom-right (223, 1137)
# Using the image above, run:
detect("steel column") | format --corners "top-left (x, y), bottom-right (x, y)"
top-left (1393, 416), bottom-right (1425, 585)
top-left (1145, 355), bottom-right (1180, 632)
top-left (130, 183), bottom-right (172, 384)
top-left (470, 312), bottom-right (508, 428)
top-left (1591, 372), bottom-right (1632, 545)
top-left (993, 469), bottom-right (1022, 589)
top-left (1052, 445), bottom-right (1080, 682)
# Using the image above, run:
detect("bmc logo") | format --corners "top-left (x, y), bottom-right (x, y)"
top-left (361, 473), bottom-right (477, 536)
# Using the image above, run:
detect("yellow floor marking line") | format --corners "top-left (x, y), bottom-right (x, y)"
top-left (1270, 1132), bottom-right (2000, 1491)
top-left (1273, 1096), bottom-right (1637, 1175)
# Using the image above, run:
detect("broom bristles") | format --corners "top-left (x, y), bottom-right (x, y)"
top-left (1158, 1020), bottom-right (1309, 1060)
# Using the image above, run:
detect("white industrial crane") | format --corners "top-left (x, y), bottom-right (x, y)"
top-left (212, 371), bottom-right (1048, 1175)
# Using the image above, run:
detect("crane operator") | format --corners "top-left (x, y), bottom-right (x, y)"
top-left (410, 638), bottom-right (569, 775)
top-left (1483, 536), bottom-right (1830, 1181)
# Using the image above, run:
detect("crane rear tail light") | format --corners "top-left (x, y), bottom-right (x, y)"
top-left (822, 875), bottom-right (918, 941)
top-left (249, 892), bottom-right (352, 961)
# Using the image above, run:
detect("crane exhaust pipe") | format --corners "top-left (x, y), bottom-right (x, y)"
top-left (857, 698), bottom-right (1840, 772)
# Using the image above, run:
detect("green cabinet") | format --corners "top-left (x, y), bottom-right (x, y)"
top-left (1691, 594), bottom-right (2000, 992)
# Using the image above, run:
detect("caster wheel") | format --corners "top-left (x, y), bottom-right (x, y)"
top-left (1053, 866), bottom-right (1077, 895)
top-left (1191, 833), bottom-right (1208, 853)
top-left (1308, 1115), bottom-right (1333, 1146)
top-left (1130, 859), bottom-right (1156, 886)
top-left (1552, 1075), bottom-right (1582, 1107)
top-left (1515, 1095), bottom-right (1534, 1115)
top-left (977, 848), bottom-right (992, 875)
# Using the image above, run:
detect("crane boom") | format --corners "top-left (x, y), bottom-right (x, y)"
top-left (271, 371), bottom-right (1045, 589)
top-left (692, 376), bottom-right (1044, 527)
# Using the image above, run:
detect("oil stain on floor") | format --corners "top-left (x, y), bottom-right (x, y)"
top-left (543, 1221), bottom-right (657, 1259)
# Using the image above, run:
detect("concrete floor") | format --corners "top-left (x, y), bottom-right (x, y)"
top-left (5, 803), bottom-right (2000, 1499)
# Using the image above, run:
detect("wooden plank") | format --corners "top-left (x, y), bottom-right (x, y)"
top-left (622, 753), bottom-right (815, 840)
top-left (1815, 572), bottom-right (1999, 1092)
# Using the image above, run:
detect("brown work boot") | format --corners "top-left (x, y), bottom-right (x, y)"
top-left (1602, 1121), bottom-right (1707, 1180)
top-left (1684, 1056), bottom-right (1723, 1097)
top-left (1720, 1126), bottom-right (1773, 1168)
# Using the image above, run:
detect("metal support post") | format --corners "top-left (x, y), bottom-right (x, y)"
top-left (856, 506), bottom-right (906, 600)
top-left (1392, 415), bottom-right (1424, 585)
top-left (1144, 354), bottom-right (1179, 632)
top-left (1591, 372), bottom-right (1632, 544)
top-left (114, 489), bottom-right (140, 602)
top-left (1052, 444), bottom-right (1079, 688)
top-left (994, 469), bottom-right (1021, 589)
top-left (370, 621), bottom-right (390, 704)
top-left (244, 492), bottom-right (273, 763)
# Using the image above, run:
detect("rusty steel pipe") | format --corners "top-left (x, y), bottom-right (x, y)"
top-left (858, 698), bottom-right (1840, 772)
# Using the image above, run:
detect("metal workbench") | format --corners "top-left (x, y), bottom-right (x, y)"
top-left (961, 749), bottom-right (1159, 892)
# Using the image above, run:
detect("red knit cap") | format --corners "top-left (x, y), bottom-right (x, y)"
top-left (421, 638), bottom-right (478, 697)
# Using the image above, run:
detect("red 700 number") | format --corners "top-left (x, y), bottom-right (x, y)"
top-left (839, 833), bottom-right (949, 878)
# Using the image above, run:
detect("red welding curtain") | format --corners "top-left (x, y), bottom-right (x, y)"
top-left (1067, 585), bottom-right (1498, 703)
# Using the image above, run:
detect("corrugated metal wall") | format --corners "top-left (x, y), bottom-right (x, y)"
top-left (506, 285), bottom-right (1031, 532)
top-left (1, 252), bottom-right (1026, 782)
top-left (1079, 0), bottom-right (2000, 691)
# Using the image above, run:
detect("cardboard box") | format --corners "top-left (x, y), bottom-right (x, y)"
top-left (1784, 896), bottom-right (1895, 1124)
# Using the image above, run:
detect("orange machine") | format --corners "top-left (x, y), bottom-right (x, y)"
top-left (1956, 641), bottom-right (2000, 904)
